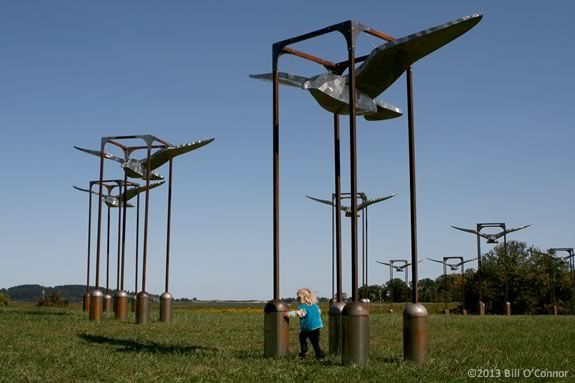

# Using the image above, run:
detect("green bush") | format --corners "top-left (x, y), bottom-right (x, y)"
top-left (0, 292), bottom-right (10, 306)
top-left (37, 293), bottom-right (68, 307)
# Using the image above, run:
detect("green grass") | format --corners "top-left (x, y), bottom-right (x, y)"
top-left (1, 303), bottom-right (574, 382)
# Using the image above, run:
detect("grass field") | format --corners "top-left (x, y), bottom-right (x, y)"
top-left (1, 303), bottom-right (574, 382)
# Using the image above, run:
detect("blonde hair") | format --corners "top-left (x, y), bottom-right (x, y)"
top-left (296, 288), bottom-right (318, 305)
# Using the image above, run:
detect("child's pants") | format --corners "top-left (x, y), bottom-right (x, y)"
top-left (299, 328), bottom-right (322, 356)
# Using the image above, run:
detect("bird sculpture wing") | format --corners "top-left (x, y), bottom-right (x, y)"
top-left (121, 181), bottom-right (165, 202)
top-left (427, 258), bottom-right (445, 265)
top-left (460, 257), bottom-right (478, 265)
top-left (73, 185), bottom-right (102, 197)
top-left (306, 195), bottom-right (350, 213)
top-left (357, 194), bottom-right (396, 211)
top-left (74, 146), bottom-right (125, 163)
top-left (451, 225), bottom-right (479, 235)
top-left (249, 72), bottom-right (310, 88)
top-left (495, 224), bottom-right (532, 238)
top-left (376, 261), bottom-right (391, 266)
top-left (146, 138), bottom-right (215, 171)
top-left (355, 14), bottom-right (483, 98)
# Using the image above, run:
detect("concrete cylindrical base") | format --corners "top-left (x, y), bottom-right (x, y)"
top-left (115, 291), bottom-right (129, 320)
top-left (505, 301), bottom-right (511, 316)
top-left (443, 309), bottom-right (449, 315)
top-left (552, 305), bottom-right (558, 316)
top-left (103, 294), bottom-right (113, 312)
top-left (478, 301), bottom-right (485, 316)
top-left (263, 300), bottom-right (289, 357)
top-left (160, 292), bottom-right (173, 323)
top-left (403, 303), bottom-right (428, 364)
top-left (462, 309), bottom-right (468, 316)
top-left (83, 292), bottom-right (91, 313)
top-left (89, 289), bottom-right (104, 321)
top-left (328, 301), bottom-right (345, 355)
top-left (136, 291), bottom-right (150, 324)
top-left (342, 301), bottom-right (369, 366)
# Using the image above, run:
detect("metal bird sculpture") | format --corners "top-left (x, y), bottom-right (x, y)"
top-left (250, 14), bottom-right (482, 120)
top-left (427, 257), bottom-right (478, 271)
top-left (74, 138), bottom-right (215, 180)
top-left (376, 260), bottom-right (421, 272)
top-left (306, 194), bottom-right (396, 217)
top-left (451, 224), bottom-right (532, 244)
top-left (73, 181), bottom-right (165, 208)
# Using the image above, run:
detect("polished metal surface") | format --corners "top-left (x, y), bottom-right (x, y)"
top-left (74, 138), bottom-right (214, 180)
top-left (73, 182), bottom-right (164, 208)
top-left (115, 290), bottom-right (129, 320)
top-left (329, 301), bottom-right (345, 355)
top-left (103, 293), bottom-right (113, 312)
top-left (160, 292), bottom-right (173, 323)
top-left (89, 289), bottom-right (104, 321)
top-left (479, 301), bottom-right (485, 316)
top-left (505, 301), bottom-right (511, 316)
top-left (403, 303), bottom-right (428, 363)
top-left (251, 14), bottom-right (482, 120)
top-left (342, 302), bottom-right (369, 366)
top-left (83, 293), bottom-right (90, 313)
top-left (136, 291), bottom-right (150, 324)
top-left (264, 300), bottom-right (289, 357)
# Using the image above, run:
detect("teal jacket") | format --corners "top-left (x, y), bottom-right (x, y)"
top-left (296, 303), bottom-right (323, 332)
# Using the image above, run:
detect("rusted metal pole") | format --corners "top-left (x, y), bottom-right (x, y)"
top-left (406, 67), bottom-right (419, 304)
top-left (403, 66), bottom-right (428, 364)
top-left (121, 175), bottom-right (128, 291)
top-left (165, 160), bottom-right (173, 293)
top-left (348, 39), bottom-right (359, 303)
top-left (334, 114), bottom-right (342, 303)
top-left (273, 65), bottom-right (280, 302)
top-left (90, 139), bottom-right (106, 321)
top-left (83, 183), bottom-right (93, 312)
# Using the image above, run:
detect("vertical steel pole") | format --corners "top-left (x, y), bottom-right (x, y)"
top-left (83, 184), bottom-right (93, 312)
top-left (132, 192), bottom-right (140, 313)
top-left (342, 27), bottom-right (369, 366)
top-left (477, 224), bottom-right (484, 315)
top-left (503, 227), bottom-right (510, 315)
top-left (331, 193), bottom-right (335, 300)
top-left (136, 143), bottom-right (152, 324)
top-left (329, 113), bottom-right (345, 355)
top-left (106, 205), bottom-right (111, 293)
top-left (121, 176), bottom-right (128, 291)
top-left (116, 177), bottom-right (129, 320)
top-left (160, 160), bottom-right (174, 323)
top-left (403, 66), bottom-right (428, 363)
top-left (90, 139), bottom-right (106, 321)
top-left (264, 50), bottom-right (289, 357)
top-left (365, 204), bottom-right (369, 298)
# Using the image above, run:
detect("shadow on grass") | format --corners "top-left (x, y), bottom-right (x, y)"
top-left (20, 309), bottom-right (72, 316)
top-left (79, 333), bottom-right (221, 355)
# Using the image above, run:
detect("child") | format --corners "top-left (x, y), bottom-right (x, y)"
top-left (284, 288), bottom-right (326, 359)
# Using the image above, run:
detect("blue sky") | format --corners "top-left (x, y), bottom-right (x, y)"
top-left (1, 1), bottom-right (573, 300)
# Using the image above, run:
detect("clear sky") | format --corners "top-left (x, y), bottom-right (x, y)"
top-left (1, 1), bottom-right (573, 300)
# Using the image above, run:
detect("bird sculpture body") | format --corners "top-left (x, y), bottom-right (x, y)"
top-left (427, 257), bottom-right (478, 271)
top-left (74, 138), bottom-right (214, 180)
top-left (73, 181), bottom-right (164, 208)
top-left (451, 225), bottom-right (531, 244)
top-left (250, 14), bottom-right (482, 120)
top-left (306, 194), bottom-right (396, 217)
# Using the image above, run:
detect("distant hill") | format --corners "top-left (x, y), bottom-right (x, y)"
top-left (0, 285), bottom-right (160, 303)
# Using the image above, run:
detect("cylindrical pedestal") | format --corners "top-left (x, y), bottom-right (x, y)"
top-left (329, 301), bottom-right (345, 355)
top-left (505, 301), bottom-right (511, 316)
top-left (136, 291), bottom-right (150, 324)
top-left (263, 300), bottom-right (289, 357)
top-left (443, 309), bottom-right (449, 315)
top-left (478, 301), bottom-right (485, 316)
top-left (89, 289), bottom-right (104, 321)
top-left (403, 303), bottom-right (428, 363)
top-left (115, 291), bottom-right (129, 320)
top-left (360, 298), bottom-right (370, 304)
top-left (342, 301), bottom-right (369, 366)
top-left (160, 292), bottom-right (173, 323)
top-left (552, 305), bottom-right (558, 316)
top-left (462, 309), bottom-right (468, 316)
top-left (103, 294), bottom-right (113, 312)
top-left (83, 292), bottom-right (91, 313)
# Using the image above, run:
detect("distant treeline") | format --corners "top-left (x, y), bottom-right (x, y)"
top-left (0, 284), bottom-right (161, 303)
